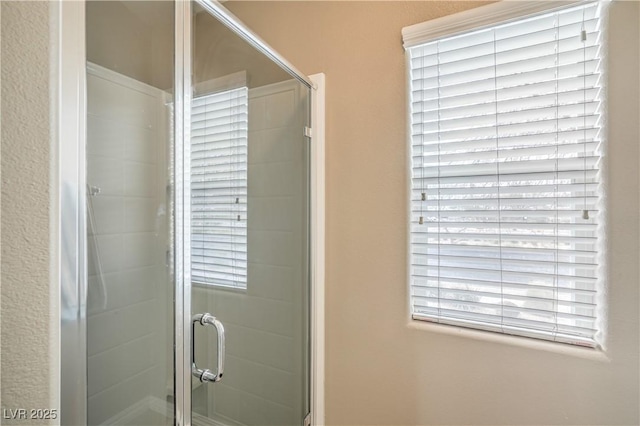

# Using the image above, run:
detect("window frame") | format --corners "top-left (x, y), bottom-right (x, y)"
top-left (403, 0), bottom-right (608, 348)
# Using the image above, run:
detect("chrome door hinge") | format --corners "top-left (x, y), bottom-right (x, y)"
top-left (303, 412), bottom-right (312, 426)
top-left (304, 126), bottom-right (313, 138)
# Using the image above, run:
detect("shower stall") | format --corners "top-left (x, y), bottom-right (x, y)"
top-left (59, 1), bottom-right (324, 425)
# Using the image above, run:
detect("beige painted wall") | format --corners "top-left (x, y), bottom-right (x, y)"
top-left (0, 1), bottom-right (55, 424)
top-left (226, 1), bottom-right (640, 424)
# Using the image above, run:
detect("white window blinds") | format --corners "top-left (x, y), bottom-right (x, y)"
top-left (191, 87), bottom-right (248, 289)
top-left (406, 2), bottom-right (604, 347)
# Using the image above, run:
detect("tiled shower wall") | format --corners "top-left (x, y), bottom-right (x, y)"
top-left (85, 67), bottom-right (306, 425)
top-left (86, 66), bottom-right (170, 425)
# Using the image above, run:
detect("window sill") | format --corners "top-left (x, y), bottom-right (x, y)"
top-left (407, 318), bottom-right (610, 363)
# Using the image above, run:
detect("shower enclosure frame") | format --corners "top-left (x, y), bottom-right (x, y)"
top-left (57, 0), bottom-right (325, 424)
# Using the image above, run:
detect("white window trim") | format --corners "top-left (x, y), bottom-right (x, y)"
top-left (403, 0), bottom-right (609, 352)
top-left (402, 0), bottom-right (587, 49)
top-left (309, 72), bottom-right (326, 426)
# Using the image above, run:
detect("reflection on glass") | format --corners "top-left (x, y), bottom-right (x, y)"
top-left (190, 2), bottom-right (311, 425)
top-left (191, 87), bottom-right (249, 291)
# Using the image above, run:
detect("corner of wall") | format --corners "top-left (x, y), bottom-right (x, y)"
top-left (48, 0), bottom-right (61, 420)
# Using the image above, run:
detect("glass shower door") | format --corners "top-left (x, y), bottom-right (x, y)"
top-left (188, 2), bottom-right (312, 425)
top-left (81, 1), bottom-right (313, 425)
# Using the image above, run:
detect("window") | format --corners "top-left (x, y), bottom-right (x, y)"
top-left (191, 87), bottom-right (248, 289)
top-left (404, 2), bottom-right (605, 347)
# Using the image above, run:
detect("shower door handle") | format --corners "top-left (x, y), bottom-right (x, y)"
top-left (191, 313), bottom-right (225, 383)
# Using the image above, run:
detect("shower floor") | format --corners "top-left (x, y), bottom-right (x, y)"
top-left (101, 396), bottom-right (232, 426)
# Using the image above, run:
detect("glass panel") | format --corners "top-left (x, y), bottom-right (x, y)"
top-left (190, 2), bottom-right (311, 425)
top-left (86, 1), bottom-right (175, 424)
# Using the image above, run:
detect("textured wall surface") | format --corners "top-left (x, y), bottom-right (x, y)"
top-left (1, 1), bottom-right (54, 423)
top-left (227, 1), bottom-right (640, 424)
